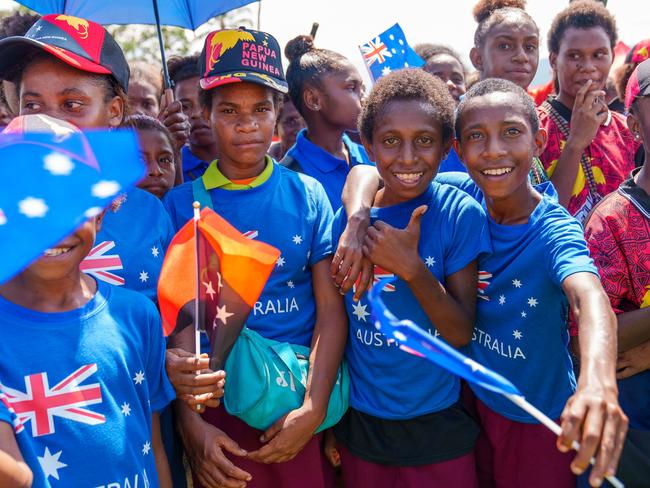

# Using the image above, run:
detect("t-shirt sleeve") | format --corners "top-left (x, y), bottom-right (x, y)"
top-left (444, 191), bottom-right (492, 276)
top-left (162, 190), bottom-right (180, 231)
top-left (308, 180), bottom-right (335, 265)
top-left (330, 207), bottom-right (347, 251)
top-left (142, 301), bottom-right (175, 412)
top-left (0, 392), bottom-right (15, 427)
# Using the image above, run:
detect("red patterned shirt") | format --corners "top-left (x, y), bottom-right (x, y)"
top-left (539, 98), bottom-right (638, 222)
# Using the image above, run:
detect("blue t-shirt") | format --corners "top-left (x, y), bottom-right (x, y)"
top-left (438, 173), bottom-right (598, 422)
top-left (285, 129), bottom-right (373, 211)
top-left (84, 187), bottom-right (175, 303)
top-left (438, 147), bottom-right (466, 173)
top-left (181, 145), bottom-right (211, 182)
top-left (0, 281), bottom-right (175, 487)
top-left (332, 183), bottom-right (491, 419)
top-left (163, 163), bottom-right (334, 347)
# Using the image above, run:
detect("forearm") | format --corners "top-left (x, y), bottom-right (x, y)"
top-left (0, 424), bottom-right (31, 488)
top-left (549, 140), bottom-right (584, 208)
top-left (168, 324), bottom-right (195, 352)
top-left (151, 413), bottom-right (172, 488)
top-left (342, 165), bottom-right (380, 219)
top-left (407, 262), bottom-right (474, 347)
top-left (616, 307), bottom-right (650, 352)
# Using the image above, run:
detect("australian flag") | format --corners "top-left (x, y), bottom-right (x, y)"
top-left (359, 23), bottom-right (425, 82)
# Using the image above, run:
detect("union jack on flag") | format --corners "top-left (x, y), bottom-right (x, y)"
top-left (373, 265), bottom-right (396, 292)
top-left (478, 270), bottom-right (492, 301)
top-left (80, 240), bottom-right (124, 286)
top-left (361, 37), bottom-right (392, 67)
top-left (3, 363), bottom-right (105, 437)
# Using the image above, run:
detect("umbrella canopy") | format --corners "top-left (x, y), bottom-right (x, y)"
top-left (15, 0), bottom-right (258, 30)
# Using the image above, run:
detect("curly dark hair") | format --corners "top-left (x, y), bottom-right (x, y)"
top-left (455, 78), bottom-right (539, 139)
top-left (0, 12), bottom-right (39, 40)
top-left (472, 0), bottom-right (537, 50)
top-left (284, 34), bottom-right (349, 116)
top-left (167, 54), bottom-right (199, 85)
top-left (123, 113), bottom-right (173, 145)
top-left (414, 43), bottom-right (466, 71)
top-left (359, 68), bottom-right (455, 145)
top-left (547, 0), bottom-right (617, 54)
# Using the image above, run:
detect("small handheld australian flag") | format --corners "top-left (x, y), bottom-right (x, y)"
top-left (359, 23), bottom-right (424, 82)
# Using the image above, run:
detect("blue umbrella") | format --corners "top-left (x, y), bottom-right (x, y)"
top-left (15, 0), bottom-right (259, 87)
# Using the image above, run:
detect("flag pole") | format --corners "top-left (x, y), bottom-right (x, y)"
top-left (192, 201), bottom-right (203, 411)
top-left (504, 393), bottom-right (624, 488)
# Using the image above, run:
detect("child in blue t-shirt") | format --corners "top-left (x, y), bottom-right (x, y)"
top-left (281, 34), bottom-right (373, 211)
top-left (0, 388), bottom-right (33, 487)
top-left (163, 28), bottom-right (347, 488)
top-left (0, 212), bottom-right (175, 487)
top-left (329, 69), bottom-right (489, 488)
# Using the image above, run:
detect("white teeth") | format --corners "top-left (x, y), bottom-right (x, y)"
top-left (394, 172), bottom-right (423, 183)
top-left (43, 247), bottom-right (71, 257)
top-left (482, 168), bottom-right (513, 176)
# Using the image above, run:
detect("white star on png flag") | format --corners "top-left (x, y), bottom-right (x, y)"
top-left (91, 180), bottom-right (121, 198)
top-left (151, 246), bottom-right (159, 258)
top-left (498, 295), bottom-right (506, 305)
top-left (203, 281), bottom-right (216, 300)
top-left (292, 235), bottom-right (303, 245)
top-left (512, 279), bottom-right (522, 288)
top-left (121, 402), bottom-right (131, 416)
top-left (44, 152), bottom-right (74, 175)
top-left (216, 304), bottom-right (234, 325)
top-left (277, 256), bottom-right (285, 267)
top-left (527, 297), bottom-right (538, 307)
top-left (133, 371), bottom-right (145, 385)
top-left (142, 441), bottom-right (151, 455)
top-left (513, 329), bottom-right (523, 340)
top-left (139, 270), bottom-right (149, 282)
top-left (38, 447), bottom-right (67, 480)
top-left (352, 302), bottom-right (370, 322)
top-left (19, 197), bottom-right (48, 218)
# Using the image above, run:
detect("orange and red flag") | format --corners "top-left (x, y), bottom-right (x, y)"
top-left (158, 207), bottom-right (279, 369)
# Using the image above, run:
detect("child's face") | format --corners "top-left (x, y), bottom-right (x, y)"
top-left (423, 55), bottom-right (466, 104)
top-left (457, 92), bottom-right (545, 202)
top-left (175, 75), bottom-right (215, 149)
top-left (551, 26), bottom-right (613, 102)
top-left (128, 79), bottom-right (160, 118)
top-left (19, 57), bottom-right (123, 129)
top-left (136, 129), bottom-right (176, 199)
top-left (205, 82), bottom-right (276, 170)
top-left (365, 99), bottom-right (448, 207)
top-left (472, 16), bottom-right (539, 90)
top-left (27, 215), bottom-right (103, 282)
top-left (315, 62), bottom-right (364, 131)
top-left (277, 100), bottom-right (305, 148)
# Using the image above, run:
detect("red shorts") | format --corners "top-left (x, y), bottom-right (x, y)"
top-left (338, 444), bottom-right (478, 488)
top-left (464, 388), bottom-right (575, 488)
top-left (194, 406), bottom-right (335, 488)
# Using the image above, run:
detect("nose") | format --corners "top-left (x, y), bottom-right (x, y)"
top-left (483, 133), bottom-right (507, 160)
top-left (237, 113), bottom-right (258, 133)
top-left (400, 141), bottom-right (417, 167)
top-left (146, 159), bottom-right (163, 176)
top-left (512, 45), bottom-right (528, 64)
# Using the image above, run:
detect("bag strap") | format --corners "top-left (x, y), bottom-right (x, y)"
top-left (192, 177), bottom-right (213, 210)
top-left (269, 341), bottom-right (308, 389)
top-left (540, 100), bottom-right (602, 204)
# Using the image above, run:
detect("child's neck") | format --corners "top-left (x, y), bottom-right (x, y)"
top-left (0, 272), bottom-right (97, 313)
top-left (484, 182), bottom-right (542, 225)
top-left (305, 122), bottom-right (347, 160)
top-left (217, 157), bottom-right (266, 181)
top-left (374, 186), bottom-right (429, 208)
top-left (555, 90), bottom-right (575, 110)
top-left (190, 142), bottom-right (218, 163)
top-left (635, 162), bottom-right (650, 195)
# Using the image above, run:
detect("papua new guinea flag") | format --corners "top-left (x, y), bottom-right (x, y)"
top-left (158, 207), bottom-right (280, 370)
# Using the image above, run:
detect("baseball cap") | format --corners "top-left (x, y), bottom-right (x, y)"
top-left (625, 39), bottom-right (650, 65)
top-left (0, 14), bottom-right (129, 92)
top-left (625, 59), bottom-right (650, 111)
top-left (198, 27), bottom-right (288, 94)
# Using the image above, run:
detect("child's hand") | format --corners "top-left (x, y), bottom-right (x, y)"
top-left (332, 212), bottom-right (373, 301)
top-left (246, 405), bottom-right (320, 464)
top-left (363, 205), bottom-right (427, 283)
top-left (180, 413), bottom-right (251, 488)
top-left (617, 340), bottom-right (650, 379)
top-left (323, 428), bottom-right (341, 468)
top-left (567, 80), bottom-right (608, 152)
top-left (158, 88), bottom-right (190, 152)
top-left (165, 348), bottom-right (224, 411)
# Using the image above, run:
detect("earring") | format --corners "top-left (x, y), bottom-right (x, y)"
top-left (635, 133), bottom-right (641, 140)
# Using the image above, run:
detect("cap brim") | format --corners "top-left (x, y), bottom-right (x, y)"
top-left (200, 70), bottom-right (288, 94)
top-left (0, 36), bottom-right (111, 81)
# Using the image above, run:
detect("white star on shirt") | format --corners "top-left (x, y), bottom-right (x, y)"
top-left (512, 279), bottom-right (522, 288)
top-left (139, 270), bottom-right (149, 282)
top-left (203, 281), bottom-right (216, 300)
top-left (292, 235), bottom-right (303, 245)
top-left (498, 295), bottom-right (506, 305)
top-left (381, 66), bottom-right (392, 76)
top-left (425, 256), bottom-right (436, 267)
top-left (276, 256), bottom-right (285, 267)
top-left (287, 280), bottom-right (295, 289)
top-left (513, 329), bottom-right (523, 340)
top-left (151, 246), bottom-right (160, 258)
top-left (527, 297), bottom-right (538, 307)
top-left (133, 371), bottom-right (145, 385)
top-left (352, 302), bottom-right (370, 322)
top-left (142, 442), bottom-right (151, 455)
top-left (121, 402), bottom-right (131, 416)
top-left (216, 304), bottom-right (234, 325)
top-left (38, 447), bottom-right (67, 480)
top-left (19, 197), bottom-right (48, 218)
top-left (521, 311), bottom-right (527, 318)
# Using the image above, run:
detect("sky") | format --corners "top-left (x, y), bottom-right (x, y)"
top-left (1, 0), bottom-right (646, 87)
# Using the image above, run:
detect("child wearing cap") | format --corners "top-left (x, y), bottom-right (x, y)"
top-left (163, 28), bottom-right (346, 488)
top-left (0, 14), bottom-right (177, 304)
top-left (0, 114), bottom-right (175, 487)
top-left (540, 1), bottom-right (640, 223)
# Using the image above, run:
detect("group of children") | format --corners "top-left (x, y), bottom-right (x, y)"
top-left (0, 0), bottom-right (647, 487)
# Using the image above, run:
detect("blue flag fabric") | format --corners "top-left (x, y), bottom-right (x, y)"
top-left (359, 23), bottom-right (425, 82)
top-left (369, 278), bottom-right (522, 396)
top-left (0, 129), bottom-right (144, 284)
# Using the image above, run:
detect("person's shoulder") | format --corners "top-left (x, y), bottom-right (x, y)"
top-left (163, 180), bottom-right (193, 203)
top-left (277, 163), bottom-right (327, 197)
top-left (435, 172), bottom-right (483, 202)
top-left (103, 283), bottom-right (159, 319)
top-left (584, 189), bottom-right (633, 237)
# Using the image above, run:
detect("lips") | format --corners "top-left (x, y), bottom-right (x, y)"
top-left (43, 247), bottom-right (72, 257)
top-left (481, 167), bottom-right (513, 176)
top-left (393, 172), bottom-right (424, 185)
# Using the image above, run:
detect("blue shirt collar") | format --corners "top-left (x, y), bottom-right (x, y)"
top-left (292, 129), bottom-right (370, 173)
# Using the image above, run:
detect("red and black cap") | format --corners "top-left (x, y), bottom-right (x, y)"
top-left (198, 27), bottom-right (288, 94)
top-left (0, 14), bottom-right (129, 92)
top-left (625, 58), bottom-right (650, 111)
top-left (625, 39), bottom-right (650, 65)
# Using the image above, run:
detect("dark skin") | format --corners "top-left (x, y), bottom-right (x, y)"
top-left (175, 75), bottom-right (219, 162)
top-left (136, 128), bottom-right (177, 199)
top-left (470, 13), bottom-right (539, 90)
top-left (270, 99), bottom-right (306, 160)
top-left (548, 26), bottom-right (612, 209)
top-left (0, 422), bottom-right (32, 487)
top-left (423, 54), bottom-right (466, 104)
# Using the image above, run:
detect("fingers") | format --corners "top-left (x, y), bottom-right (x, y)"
top-left (574, 79), bottom-right (593, 108)
top-left (573, 403), bottom-right (606, 476)
top-left (166, 349), bottom-right (211, 372)
top-left (353, 259), bottom-right (373, 302)
top-left (587, 405), bottom-right (623, 487)
top-left (260, 417), bottom-right (285, 443)
top-left (406, 205), bottom-right (428, 235)
top-left (558, 397), bottom-right (585, 453)
top-left (246, 444), bottom-right (275, 463)
top-left (338, 256), bottom-right (362, 295)
top-left (219, 434), bottom-right (248, 458)
top-left (158, 88), bottom-right (173, 116)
